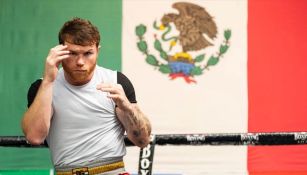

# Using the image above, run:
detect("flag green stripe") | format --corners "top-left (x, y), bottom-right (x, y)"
top-left (0, 0), bottom-right (122, 169)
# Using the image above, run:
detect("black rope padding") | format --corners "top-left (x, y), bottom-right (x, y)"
top-left (154, 132), bottom-right (307, 145)
top-left (1, 132), bottom-right (307, 147)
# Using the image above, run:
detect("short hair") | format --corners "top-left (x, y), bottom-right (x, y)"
top-left (58, 17), bottom-right (100, 47)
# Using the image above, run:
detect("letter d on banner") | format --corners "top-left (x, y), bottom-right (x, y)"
top-left (138, 135), bottom-right (156, 175)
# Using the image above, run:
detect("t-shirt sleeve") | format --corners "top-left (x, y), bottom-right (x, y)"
top-left (27, 79), bottom-right (42, 107)
top-left (117, 72), bottom-right (137, 103)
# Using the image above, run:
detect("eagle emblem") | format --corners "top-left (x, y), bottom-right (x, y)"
top-left (135, 2), bottom-right (231, 84)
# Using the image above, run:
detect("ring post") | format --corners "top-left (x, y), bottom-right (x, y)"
top-left (138, 135), bottom-right (156, 175)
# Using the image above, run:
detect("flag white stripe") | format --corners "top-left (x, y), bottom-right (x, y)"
top-left (123, 0), bottom-right (248, 174)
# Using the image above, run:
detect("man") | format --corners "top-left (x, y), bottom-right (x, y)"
top-left (21, 17), bottom-right (151, 175)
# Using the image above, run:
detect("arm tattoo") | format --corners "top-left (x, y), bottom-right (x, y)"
top-left (133, 130), bottom-right (141, 137)
top-left (125, 106), bottom-right (151, 141)
top-left (116, 104), bottom-right (151, 147)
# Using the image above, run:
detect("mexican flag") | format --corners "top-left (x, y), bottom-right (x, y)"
top-left (0, 0), bottom-right (307, 174)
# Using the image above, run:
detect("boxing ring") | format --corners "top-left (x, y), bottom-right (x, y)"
top-left (1, 132), bottom-right (307, 175)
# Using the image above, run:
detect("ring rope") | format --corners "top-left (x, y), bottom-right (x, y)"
top-left (1, 132), bottom-right (307, 147)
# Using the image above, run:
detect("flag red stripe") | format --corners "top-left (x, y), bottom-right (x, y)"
top-left (250, 172), bottom-right (307, 175)
top-left (248, 0), bottom-right (307, 172)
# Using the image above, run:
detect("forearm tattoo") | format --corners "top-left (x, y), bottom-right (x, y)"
top-left (125, 106), bottom-right (151, 146)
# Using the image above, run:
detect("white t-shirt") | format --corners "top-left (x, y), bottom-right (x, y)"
top-left (46, 65), bottom-right (126, 167)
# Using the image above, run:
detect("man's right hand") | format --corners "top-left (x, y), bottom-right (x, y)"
top-left (43, 45), bottom-right (70, 83)
top-left (22, 45), bottom-right (69, 145)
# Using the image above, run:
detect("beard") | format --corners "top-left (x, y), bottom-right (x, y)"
top-left (69, 71), bottom-right (89, 82)
top-left (62, 64), bottom-right (96, 86)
